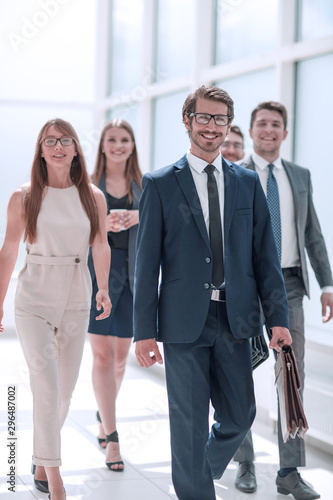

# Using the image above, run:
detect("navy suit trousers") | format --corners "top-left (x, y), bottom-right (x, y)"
top-left (163, 300), bottom-right (256, 500)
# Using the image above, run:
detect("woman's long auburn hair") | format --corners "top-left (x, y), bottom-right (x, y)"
top-left (91, 119), bottom-right (142, 202)
top-left (24, 118), bottom-right (99, 245)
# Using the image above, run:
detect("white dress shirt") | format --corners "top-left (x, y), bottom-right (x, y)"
top-left (187, 151), bottom-right (224, 248)
top-left (253, 152), bottom-right (333, 294)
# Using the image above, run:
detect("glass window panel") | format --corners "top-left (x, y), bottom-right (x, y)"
top-left (297, 0), bottom-right (333, 41)
top-left (152, 90), bottom-right (190, 170)
top-left (216, 68), bottom-right (276, 153)
top-left (107, 104), bottom-right (139, 140)
top-left (0, 104), bottom-right (93, 272)
top-left (154, 0), bottom-right (195, 83)
top-left (0, 0), bottom-right (96, 101)
top-left (214, 0), bottom-right (278, 64)
top-left (109, 0), bottom-right (144, 95)
top-left (294, 53), bottom-right (333, 334)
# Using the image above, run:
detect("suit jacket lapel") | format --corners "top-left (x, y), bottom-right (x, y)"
top-left (246, 156), bottom-right (300, 217)
top-left (244, 155), bottom-right (301, 241)
top-left (175, 155), bottom-right (238, 248)
top-left (175, 156), bottom-right (210, 248)
top-left (241, 156), bottom-right (255, 171)
top-left (222, 158), bottom-right (237, 242)
top-left (281, 160), bottom-right (299, 221)
top-left (99, 173), bottom-right (107, 195)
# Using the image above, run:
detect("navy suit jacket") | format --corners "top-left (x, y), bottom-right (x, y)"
top-left (133, 155), bottom-right (289, 343)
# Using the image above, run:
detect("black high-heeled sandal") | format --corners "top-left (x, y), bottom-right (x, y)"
top-left (48, 487), bottom-right (66, 499)
top-left (31, 459), bottom-right (49, 493)
top-left (105, 431), bottom-right (124, 472)
top-left (96, 411), bottom-right (106, 448)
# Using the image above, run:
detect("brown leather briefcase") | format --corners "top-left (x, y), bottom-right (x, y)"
top-left (274, 345), bottom-right (308, 443)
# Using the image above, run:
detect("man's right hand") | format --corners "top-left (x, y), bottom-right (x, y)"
top-left (135, 339), bottom-right (163, 368)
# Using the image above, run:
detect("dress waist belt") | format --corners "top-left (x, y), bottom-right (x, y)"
top-left (26, 254), bottom-right (82, 265)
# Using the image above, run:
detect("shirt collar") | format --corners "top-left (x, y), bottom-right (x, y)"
top-left (252, 151), bottom-right (283, 170)
top-left (187, 150), bottom-right (223, 174)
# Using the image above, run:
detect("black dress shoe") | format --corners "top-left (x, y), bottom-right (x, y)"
top-left (48, 487), bottom-right (66, 499)
top-left (235, 461), bottom-right (257, 493)
top-left (31, 461), bottom-right (49, 493)
top-left (276, 471), bottom-right (320, 499)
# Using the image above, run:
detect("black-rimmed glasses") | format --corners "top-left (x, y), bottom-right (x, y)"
top-left (189, 113), bottom-right (231, 126)
top-left (42, 136), bottom-right (74, 147)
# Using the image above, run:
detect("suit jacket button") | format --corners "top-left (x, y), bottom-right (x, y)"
top-left (75, 258), bottom-right (80, 263)
top-left (205, 257), bottom-right (211, 263)
top-left (204, 283), bottom-right (210, 289)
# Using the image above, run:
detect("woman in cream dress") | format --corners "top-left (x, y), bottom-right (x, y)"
top-left (0, 119), bottom-right (111, 500)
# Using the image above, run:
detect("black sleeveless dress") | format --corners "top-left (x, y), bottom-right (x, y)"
top-left (88, 194), bottom-right (133, 338)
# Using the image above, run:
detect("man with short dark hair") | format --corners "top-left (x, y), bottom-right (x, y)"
top-left (220, 125), bottom-right (245, 162)
top-left (133, 87), bottom-right (291, 500)
top-left (234, 100), bottom-right (333, 500)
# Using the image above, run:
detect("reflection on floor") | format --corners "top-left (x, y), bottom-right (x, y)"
top-left (0, 337), bottom-right (332, 499)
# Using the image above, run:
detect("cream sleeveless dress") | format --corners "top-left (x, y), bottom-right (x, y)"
top-left (15, 184), bottom-right (92, 327)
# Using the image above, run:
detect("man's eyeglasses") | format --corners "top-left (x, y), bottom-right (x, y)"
top-left (189, 113), bottom-right (231, 126)
top-left (222, 141), bottom-right (243, 150)
top-left (42, 136), bottom-right (74, 147)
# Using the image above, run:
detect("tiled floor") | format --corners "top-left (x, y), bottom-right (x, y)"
top-left (0, 335), bottom-right (332, 499)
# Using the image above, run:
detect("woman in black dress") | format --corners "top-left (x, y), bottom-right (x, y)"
top-left (88, 119), bottom-right (142, 471)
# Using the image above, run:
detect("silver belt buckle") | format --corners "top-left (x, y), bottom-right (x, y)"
top-left (211, 289), bottom-right (225, 302)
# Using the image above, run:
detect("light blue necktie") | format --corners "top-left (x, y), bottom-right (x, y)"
top-left (267, 163), bottom-right (281, 261)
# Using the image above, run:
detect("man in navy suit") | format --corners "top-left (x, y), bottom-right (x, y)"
top-left (133, 86), bottom-right (292, 500)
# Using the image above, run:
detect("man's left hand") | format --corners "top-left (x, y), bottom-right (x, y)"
top-left (321, 292), bottom-right (333, 323)
top-left (270, 326), bottom-right (292, 352)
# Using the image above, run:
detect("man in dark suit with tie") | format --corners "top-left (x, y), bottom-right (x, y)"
top-left (233, 101), bottom-right (333, 500)
top-left (133, 86), bottom-right (292, 500)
